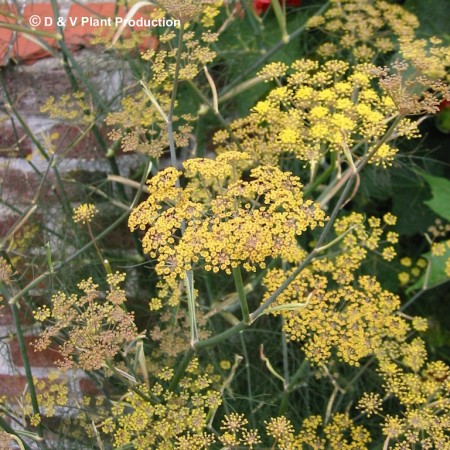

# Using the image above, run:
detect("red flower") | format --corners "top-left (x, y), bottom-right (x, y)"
top-left (253, 0), bottom-right (301, 15)
top-left (439, 99), bottom-right (450, 111)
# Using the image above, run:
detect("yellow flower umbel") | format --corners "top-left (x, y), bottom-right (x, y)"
top-left (263, 212), bottom-right (403, 366)
top-left (374, 348), bottom-right (450, 448)
top-left (214, 59), bottom-right (419, 170)
top-left (305, 0), bottom-right (419, 63)
top-left (0, 257), bottom-right (13, 285)
top-left (106, 10), bottom-right (219, 159)
top-left (296, 413), bottom-right (371, 449)
top-left (101, 358), bottom-right (221, 450)
top-left (73, 203), bottom-right (97, 224)
top-left (128, 154), bottom-right (326, 284)
top-left (33, 274), bottom-right (137, 371)
top-left (158, 0), bottom-right (219, 23)
top-left (40, 91), bottom-right (91, 125)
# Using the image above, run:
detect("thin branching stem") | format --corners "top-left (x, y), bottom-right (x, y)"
top-left (233, 266), bottom-right (251, 324)
top-left (167, 22), bottom-right (185, 172)
top-left (219, 1), bottom-right (331, 97)
top-left (10, 302), bottom-right (47, 448)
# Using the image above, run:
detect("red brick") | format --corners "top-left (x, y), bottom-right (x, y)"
top-left (0, 303), bottom-right (34, 327)
top-left (19, 4), bottom-right (60, 63)
top-left (0, 3), bottom-right (157, 65)
top-left (0, 168), bottom-right (40, 203)
top-left (79, 377), bottom-right (100, 395)
top-left (2, 62), bottom-right (72, 114)
top-left (0, 167), bottom-right (59, 204)
top-left (0, 4), bottom-right (17, 65)
top-left (49, 123), bottom-right (105, 159)
top-left (0, 205), bottom-right (44, 249)
top-left (0, 374), bottom-right (28, 398)
top-left (0, 4), bottom-right (59, 64)
top-left (9, 336), bottom-right (60, 367)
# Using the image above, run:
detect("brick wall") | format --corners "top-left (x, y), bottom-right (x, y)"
top-left (0, 1), bottom-right (153, 425)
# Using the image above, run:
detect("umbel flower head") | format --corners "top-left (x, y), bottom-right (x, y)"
top-left (129, 153), bottom-right (326, 283)
top-left (263, 212), bottom-right (405, 366)
top-left (33, 274), bottom-right (137, 371)
top-left (157, 0), bottom-right (217, 23)
top-left (0, 257), bottom-right (13, 285)
top-left (73, 203), bottom-right (97, 224)
top-left (305, 0), bottom-right (420, 62)
top-left (214, 59), bottom-right (422, 169)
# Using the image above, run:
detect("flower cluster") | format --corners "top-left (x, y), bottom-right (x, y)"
top-left (266, 271), bottom-right (408, 366)
top-left (296, 413), bottom-right (371, 449)
top-left (129, 153), bottom-right (326, 284)
top-left (214, 59), bottom-right (417, 169)
top-left (149, 304), bottom-right (211, 358)
top-left (106, 26), bottom-right (218, 158)
top-left (263, 212), bottom-right (405, 365)
top-left (141, 29), bottom-right (218, 83)
top-left (23, 373), bottom-right (70, 422)
top-left (306, 0), bottom-right (419, 62)
top-left (356, 345), bottom-right (450, 449)
top-left (399, 36), bottom-right (450, 83)
top-left (33, 274), bottom-right (137, 371)
top-left (0, 432), bottom-right (14, 448)
top-left (220, 413), bottom-right (261, 448)
top-left (72, 203), bottom-right (97, 224)
top-left (101, 358), bottom-right (222, 449)
top-left (158, 0), bottom-right (220, 23)
top-left (373, 60), bottom-right (450, 115)
top-left (40, 92), bottom-right (91, 125)
top-left (397, 256), bottom-right (426, 286)
top-left (106, 91), bottom-right (194, 158)
top-left (0, 257), bottom-right (12, 285)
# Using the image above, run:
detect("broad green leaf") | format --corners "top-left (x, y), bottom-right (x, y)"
top-left (422, 173), bottom-right (450, 222)
top-left (389, 169), bottom-right (436, 235)
top-left (405, 0), bottom-right (450, 40)
top-left (407, 240), bottom-right (450, 293)
top-left (436, 107), bottom-right (450, 134)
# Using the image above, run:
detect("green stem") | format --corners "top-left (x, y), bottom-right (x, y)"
top-left (233, 267), bottom-right (251, 324)
top-left (271, 0), bottom-right (288, 43)
top-left (281, 318), bottom-right (289, 386)
top-left (167, 22), bottom-right (185, 171)
top-left (86, 222), bottom-right (108, 274)
top-left (8, 210), bottom-right (130, 305)
top-left (194, 174), bottom-right (357, 350)
top-left (9, 303), bottom-right (46, 448)
top-left (168, 348), bottom-right (195, 391)
top-left (239, 332), bottom-right (256, 428)
top-left (219, 1), bottom-right (330, 97)
top-left (107, 364), bottom-right (156, 403)
top-left (303, 161), bottom-right (335, 198)
top-left (0, 417), bottom-right (33, 450)
top-left (278, 359), bottom-right (309, 415)
top-left (185, 270), bottom-right (199, 346)
top-left (195, 321), bottom-right (250, 350)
